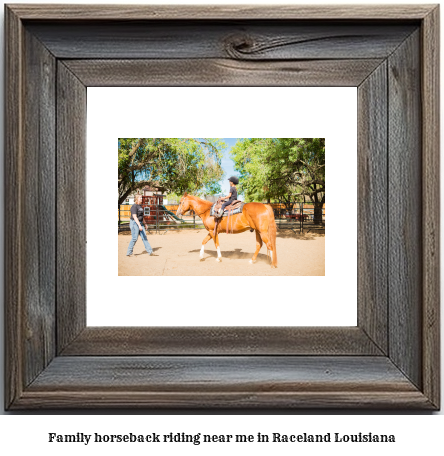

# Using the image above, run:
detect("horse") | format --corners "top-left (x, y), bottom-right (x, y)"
top-left (176, 193), bottom-right (278, 268)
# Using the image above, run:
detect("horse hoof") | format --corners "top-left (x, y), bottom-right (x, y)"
top-left (200, 257), bottom-right (205, 262)
top-left (249, 260), bottom-right (255, 264)
top-left (216, 258), bottom-right (222, 262)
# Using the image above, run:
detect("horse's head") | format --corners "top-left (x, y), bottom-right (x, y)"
top-left (176, 193), bottom-right (191, 216)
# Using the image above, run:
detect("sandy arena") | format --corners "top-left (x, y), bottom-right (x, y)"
top-left (119, 228), bottom-right (325, 276)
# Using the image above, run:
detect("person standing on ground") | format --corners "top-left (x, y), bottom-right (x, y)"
top-left (126, 194), bottom-right (154, 256)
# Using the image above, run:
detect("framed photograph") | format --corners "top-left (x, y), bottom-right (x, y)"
top-left (5, 4), bottom-right (440, 409)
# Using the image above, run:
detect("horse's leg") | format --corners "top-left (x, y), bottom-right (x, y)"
top-left (259, 231), bottom-right (274, 264)
top-left (243, 203), bottom-right (277, 268)
top-left (249, 230), bottom-right (263, 264)
top-left (214, 233), bottom-right (222, 262)
top-left (200, 232), bottom-right (212, 261)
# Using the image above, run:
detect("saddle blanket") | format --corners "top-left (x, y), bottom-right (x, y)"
top-left (210, 201), bottom-right (245, 217)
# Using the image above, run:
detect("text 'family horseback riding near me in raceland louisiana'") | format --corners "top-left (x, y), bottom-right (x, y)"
top-left (47, 432), bottom-right (396, 445)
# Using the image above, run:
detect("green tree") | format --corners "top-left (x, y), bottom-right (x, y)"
top-left (230, 138), bottom-right (325, 223)
top-left (118, 138), bottom-right (225, 205)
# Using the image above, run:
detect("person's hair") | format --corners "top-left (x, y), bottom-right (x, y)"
top-left (135, 194), bottom-right (142, 203)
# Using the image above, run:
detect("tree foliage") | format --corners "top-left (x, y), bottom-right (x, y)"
top-left (230, 138), bottom-right (325, 211)
top-left (118, 138), bottom-right (225, 205)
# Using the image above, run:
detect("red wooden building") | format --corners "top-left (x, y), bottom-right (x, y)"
top-left (141, 194), bottom-right (164, 225)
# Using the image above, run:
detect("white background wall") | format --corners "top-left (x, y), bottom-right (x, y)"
top-left (88, 86), bottom-right (357, 327)
top-left (0, 0), bottom-right (442, 453)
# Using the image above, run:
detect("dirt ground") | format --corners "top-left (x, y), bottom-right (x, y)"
top-left (118, 228), bottom-right (325, 276)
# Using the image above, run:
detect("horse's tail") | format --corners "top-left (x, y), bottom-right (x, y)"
top-left (266, 205), bottom-right (278, 268)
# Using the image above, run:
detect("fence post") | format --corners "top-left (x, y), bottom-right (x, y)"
top-left (156, 203), bottom-right (159, 233)
top-left (118, 203), bottom-right (121, 231)
top-left (300, 202), bottom-right (303, 233)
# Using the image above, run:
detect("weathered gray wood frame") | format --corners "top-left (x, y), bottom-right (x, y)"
top-left (4, 5), bottom-right (440, 409)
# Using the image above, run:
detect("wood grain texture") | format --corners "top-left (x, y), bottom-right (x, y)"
top-left (357, 62), bottom-right (388, 354)
top-left (27, 22), bottom-right (416, 60)
top-left (16, 390), bottom-right (434, 410)
top-left (4, 5), bottom-right (440, 410)
top-left (21, 28), bottom-right (57, 387)
top-left (421, 6), bottom-right (440, 409)
top-left (28, 356), bottom-right (419, 391)
top-left (56, 62), bottom-right (87, 353)
top-left (4, 4), bottom-right (24, 410)
top-left (63, 59), bottom-right (384, 87)
top-left (388, 31), bottom-right (422, 389)
top-left (14, 356), bottom-right (432, 409)
top-left (61, 327), bottom-right (382, 356)
top-left (7, 4), bottom-right (435, 20)
top-left (5, 10), bottom-right (58, 409)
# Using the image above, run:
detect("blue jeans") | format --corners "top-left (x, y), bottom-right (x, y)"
top-left (126, 219), bottom-right (153, 255)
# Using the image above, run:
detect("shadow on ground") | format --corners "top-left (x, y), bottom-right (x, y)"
top-left (276, 229), bottom-right (325, 240)
top-left (189, 248), bottom-right (271, 264)
top-left (134, 247), bottom-right (162, 256)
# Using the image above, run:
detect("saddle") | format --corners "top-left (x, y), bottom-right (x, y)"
top-left (210, 198), bottom-right (244, 217)
top-left (211, 198), bottom-right (245, 235)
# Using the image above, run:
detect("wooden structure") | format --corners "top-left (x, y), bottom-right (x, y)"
top-left (5, 4), bottom-right (439, 410)
top-left (142, 194), bottom-right (164, 225)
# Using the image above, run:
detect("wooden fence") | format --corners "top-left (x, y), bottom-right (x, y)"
top-left (119, 202), bottom-right (325, 233)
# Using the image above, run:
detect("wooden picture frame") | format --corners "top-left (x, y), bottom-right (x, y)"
top-left (5, 4), bottom-right (440, 409)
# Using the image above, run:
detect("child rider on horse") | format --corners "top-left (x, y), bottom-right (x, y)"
top-left (218, 176), bottom-right (239, 217)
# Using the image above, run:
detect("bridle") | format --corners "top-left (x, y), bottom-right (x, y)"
top-left (176, 198), bottom-right (185, 216)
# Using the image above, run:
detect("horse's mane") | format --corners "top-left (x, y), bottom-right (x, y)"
top-left (187, 194), bottom-right (213, 206)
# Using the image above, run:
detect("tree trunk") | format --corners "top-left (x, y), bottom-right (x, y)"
top-left (283, 199), bottom-right (293, 212)
top-left (313, 202), bottom-right (324, 225)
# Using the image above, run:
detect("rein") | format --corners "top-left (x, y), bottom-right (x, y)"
top-left (178, 197), bottom-right (211, 218)
top-left (194, 207), bottom-right (211, 217)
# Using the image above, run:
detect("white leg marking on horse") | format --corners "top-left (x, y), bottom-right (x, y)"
top-left (200, 245), bottom-right (205, 261)
top-left (216, 246), bottom-right (222, 262)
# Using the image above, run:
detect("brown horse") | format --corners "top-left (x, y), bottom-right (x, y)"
top-left (176, 193), bottom-right (277, 268)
